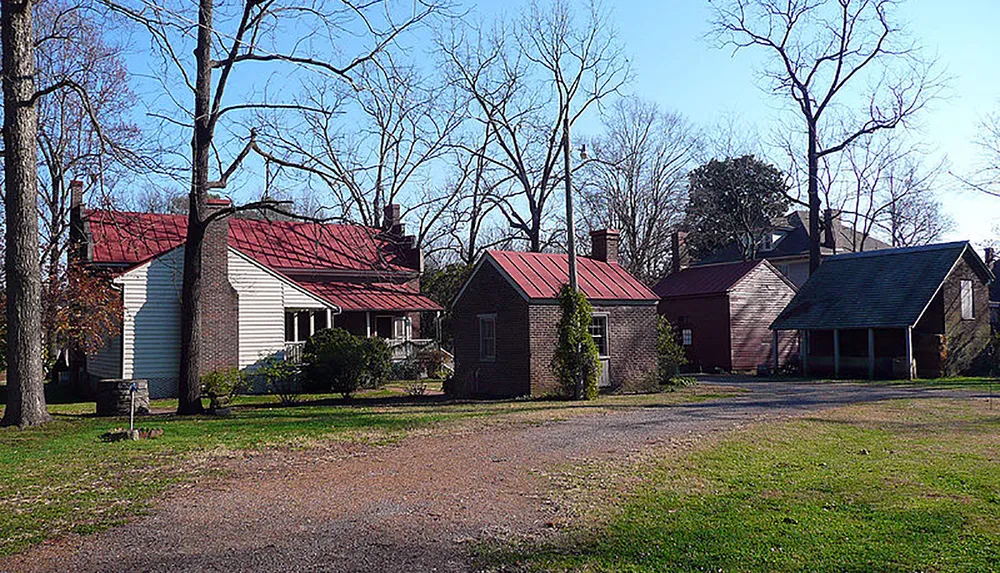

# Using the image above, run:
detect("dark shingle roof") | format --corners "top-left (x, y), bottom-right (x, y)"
top-left (653, 260), bottom-right (765, 298)
top-left (771, 241), bottom-right (991, 331)
top-left (698, 211), bottom-right (892, 265)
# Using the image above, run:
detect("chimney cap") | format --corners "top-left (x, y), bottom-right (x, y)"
top-left (206, 197), bottom-right (232, 207)
top-left (590, 228), bottom-right (620, 237)
top-left (69, 179), bottom-right (84, 188)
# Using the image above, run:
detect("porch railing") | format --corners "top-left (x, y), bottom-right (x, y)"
top-left (283, 338), bottom-right (454, 373)
top-left (284, 341), bottom-right (306, 363)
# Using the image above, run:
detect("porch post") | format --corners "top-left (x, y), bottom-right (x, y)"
top-left (309, 311), bottom-right (316, 337)
top-left (867, 328), bottom-right (875, 380)
top-left (365, 311), bottom-right (371, 338)
top-left (772, 330), bottom-right (779, 373)
top-left (833, 329), bottom-right (841, 378)
top-left (327, 308), bottom-right (333, 328)
top-left (802, 330), bottom-right (809, 376)
top-left (292, 312), bottom-right (299, 343)
top-left (904, 326), bottom-right (914, 380)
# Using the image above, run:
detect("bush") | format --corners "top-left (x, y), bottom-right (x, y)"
top-left (200, 366), bottom-right (244, 410)
top-left (656, 317), bottom-right (688, 384)
top-left (551, 285), bottom-right (600, 400)
top-left (303, 328), bottom-right (390, 398)
top-left (663, 375), bottom-right (698, 389)
top-left (417, 348), bottom-right (449, 379)
top-left (403, 380), bottom-right (428, 396)
top-left (252, 354), bottom-right (302, 406)
top-left (390, 358), bottom-right (423, 381)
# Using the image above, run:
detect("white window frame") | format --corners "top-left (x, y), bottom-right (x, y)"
top-left (682, 328), bottom-right (693, 346)
top-left (478, 314), bottom-right (497, 362)
top-left (960, 280), bottom-right (974, 320)
top-left (589, 313), bottom-right (610, 358)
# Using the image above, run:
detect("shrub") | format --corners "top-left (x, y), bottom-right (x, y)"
top-left (359, 337), bottom-right (392, 389)
top-left (252, 354), bottom-right (302, 406)
top-left (663, 375), bottom-right (698, 389)
top-left (656, 317), bottom-right (688, 383)
top-left (403, 380), bottom-right (428, 396)
top-left (417, 348), bottom-right (449, 379)
top-left (551, 285), bottom-right (600, 400)
top-left (200, 366), bottom-right (244, 410)
top-left (303, 328), bottom-right (390, 398)
top-left (390, 358), bottom-right (423, 381)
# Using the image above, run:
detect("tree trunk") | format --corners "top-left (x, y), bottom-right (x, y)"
top-left (807, 123), bottom-right (821, 275)
top-left (176, 0), bottom-right (215, 415)
top-left (2, 0), bottom-right (50, 427)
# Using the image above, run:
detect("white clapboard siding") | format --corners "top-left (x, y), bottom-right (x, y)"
top-left (87, 331), bottom-right (122, 379)
top-left (228, 248), bottom-right (334, 369)
top-left (116, 246), bottom-right (184, 398)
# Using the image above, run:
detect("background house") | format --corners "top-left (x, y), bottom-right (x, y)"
top-left (771, 242), bottom-right (994, 379)
top-left (451, 230), bottom-right (659, 397)
top-left (653, 259), bottom-right (798, 374)
top-left (71, 187), bottom-right (440, 398)
top-left (695, 209), bottom-right (891, 286)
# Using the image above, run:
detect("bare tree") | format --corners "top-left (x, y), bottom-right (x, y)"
top-left (107, 0), bottom-right (442, 414)
top-left (579, 97), bottom-right (700, 283)
top-left (257, 53), bottom-right (465, 251)
top-left (825, 129), bottom-right (950, 249)
top-left (2, 0), bottom-right (48, 426)
top-left (712, 0), bottom-right (943, 273)
top-left (964, 112), bottom-right (1000, 198)
top-left (440, 0), bottom-right (630, 252)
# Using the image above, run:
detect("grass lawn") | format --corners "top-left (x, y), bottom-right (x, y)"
top-left (490, 398), bottom-right (1000, 572)
top-left (0, 382), bottom-right (731, 558)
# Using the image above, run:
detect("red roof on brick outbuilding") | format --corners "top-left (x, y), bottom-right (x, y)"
top-left (487, 251), bottom-right (658, 302)
top-left (653, 260), bottom-right (780, 298)
top-left (84, 210), bottom-right (416, 273)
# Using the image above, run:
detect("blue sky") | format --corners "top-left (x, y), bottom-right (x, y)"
top-left (592, 0), bottom-right (1000, 246)
top-left (126, 0), bottom-right (1000, 247)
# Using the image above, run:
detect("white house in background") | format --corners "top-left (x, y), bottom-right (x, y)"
top-left (69, 181), bottom-right (440, 398)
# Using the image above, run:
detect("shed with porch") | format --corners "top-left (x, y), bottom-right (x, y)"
top-left (451, 230), bottom-right (660, 397)
top-left (770, 242), bottom-right (994, 379)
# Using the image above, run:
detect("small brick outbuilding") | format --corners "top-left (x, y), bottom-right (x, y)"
top-left (653, 259), bottom-right (799, 374)
top-left (451, 230), bottom-right (659, 397)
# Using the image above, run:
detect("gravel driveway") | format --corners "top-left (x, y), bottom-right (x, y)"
top-left (2, 379), bottom-right (968, 573)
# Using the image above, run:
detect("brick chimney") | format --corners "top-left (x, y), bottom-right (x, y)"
top-left (383, 203), bottom-right (404, 236)
top-left (68, 180), bottom-right (93, 262)
top-left (589, 229), bottom-right (620, 264)
top-left (823, 208), bottom-right (840, 250)
top-left (986, 247), bottom-right (995, 266)
top-left (671, 231), bottom-right (690, 274)
top-left (199, 198), bottom-right (239, 375)
top-left (381, 203), bottom-right (422, 272)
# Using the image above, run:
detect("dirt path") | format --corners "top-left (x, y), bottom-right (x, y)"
top-left (2, 379), bottom-right (970, 573)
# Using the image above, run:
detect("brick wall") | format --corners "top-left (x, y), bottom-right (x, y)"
top-left (199, 207), bottom-right (239, 375)
top-left (528, 302), bottom-right (658, 396)
top-left (452, 261), bottom-right (531, 397)
top-left (940, 253), bottom-right (992, 376)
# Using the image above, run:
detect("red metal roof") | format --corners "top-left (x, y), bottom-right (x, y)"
top-left (85, 210), bottom-right (415, 273)
top-left (652, 260), bottom-right (762, 298)
top-left (297, 280), bottom-right (442, 312)
top-left (488, 251), bottom-right (658, 302)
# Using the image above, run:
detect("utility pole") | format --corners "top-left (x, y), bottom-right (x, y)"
top-left (563, 114), bottom-right (577, 291)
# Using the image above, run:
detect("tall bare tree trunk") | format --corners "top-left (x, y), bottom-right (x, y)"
top-left (176, 0), bottom-right (214, 415)
top-left (2, 0), bottom-right (49, 427)
top-left (807, 124), bottom-right (821, 274)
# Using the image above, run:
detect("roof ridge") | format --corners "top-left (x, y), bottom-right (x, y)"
top-left (827, 241), bottom-right (968, 261)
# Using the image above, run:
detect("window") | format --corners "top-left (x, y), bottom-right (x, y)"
top-left (682, 328), bottom-right (693, 346)
top-left (393, 317), bottom-right (409, 340)
top-left (478, 315), bottom-right (496, 361)
top-left (961, 280), bottom-right (974, 320)
top-left (589, 315), bottom-right (609, 357)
